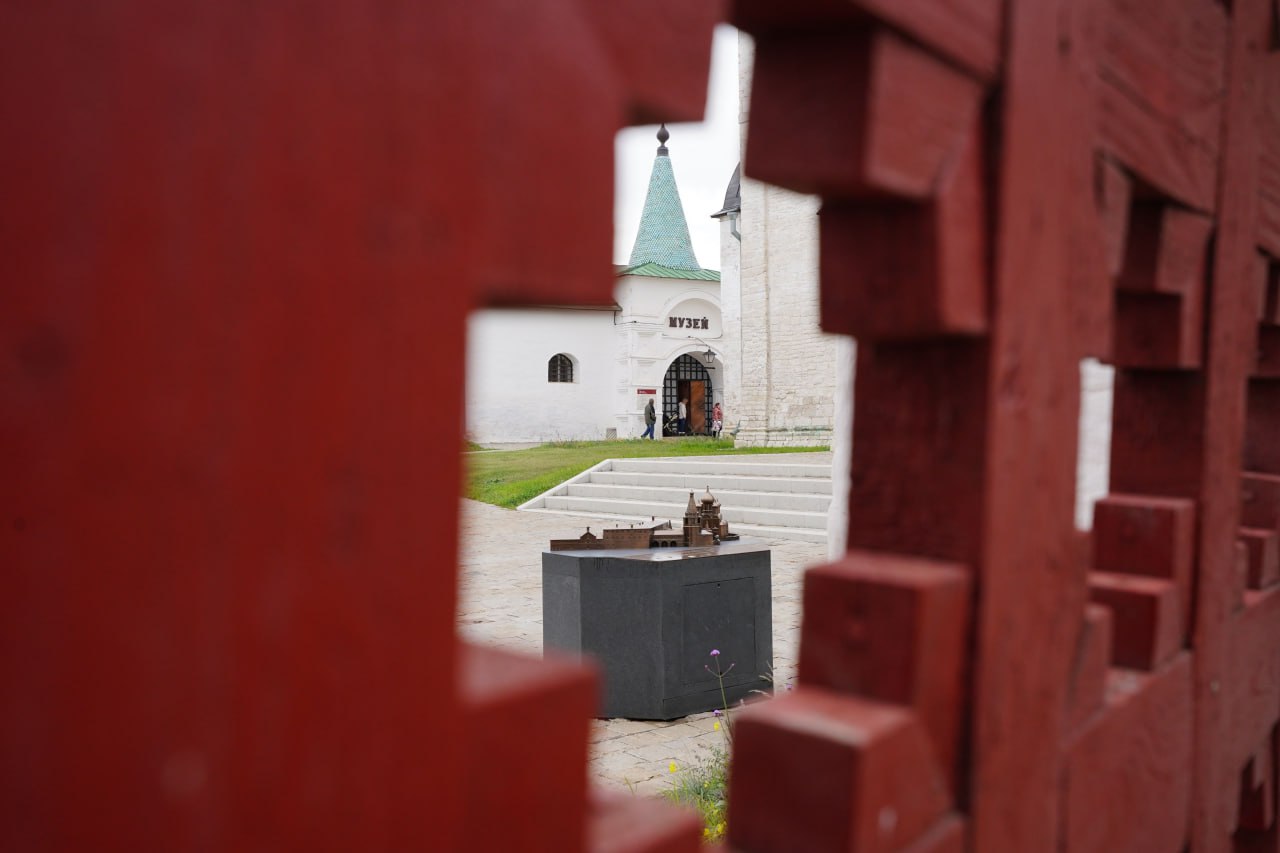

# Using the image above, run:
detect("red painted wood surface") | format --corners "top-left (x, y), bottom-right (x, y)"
top-left (5, 0), bottom-right (1280, 851)
top-left (727, 0), bottom-right (1280, 851)
top-left (1, 2), bottom-right (719, 851)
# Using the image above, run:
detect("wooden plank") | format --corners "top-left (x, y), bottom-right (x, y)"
top-left (799, 552), bottom-right (970, 789)
top-left (819, 121), bottom-right (988, 339)
top-left (1109, 370), bottom-right (1207, 497)
top-left (576, 0), bottom-right (722, 124)
top-left (746, 28), bottom-right (984, 200)
top-left (1242, 472), bottom-right (1280, 536)
top-left (1092, 494), bottom-right (1196, 628)
top-left (1258, 55), bottom-right (1280, 257)
top-left (1088, 572), bottom-right (1184, 669)
top-left (730, 0), bottom-right (1001, 80)
top-left (900, 815), bottom-right (966, 853)
top-left (1265, 260), bottom-right (1280, 325)
top-left (845, 341), bottom-right (990, 564)
top-left (461, 645), bottom-right (597, 853)
top-left (1255, 252), bottom-right (1273, 323)
top-left (1186, 0), bottom-right (1273, 845)
top-left (1095, 78), bottom-right (1219, 213)
top-left (1240, 528), bottom-right (1280, 589)
top-left (1245, 379), bottom-right (1280, 474)
top-left (863, 34), bottom-right (986, 199)
top-left (1112, 206), bottom-right (1212, 368)
top-left (1227, 586), bottom-right (1280, 773)
top-left (1099, 158), bottom-right (1134, 278)
top-left (588, 791), bottom-right (702, 853)
top-left (1116, 206), bottom-right (1215, 297)
top-left (1235, 540), bottom-right (1251, 614)
top-left (727, 689), bottom-right (951, 853)
top-left (1, 4), bottom-right (481, 847)
top-left (1099, 0), bottom-right (1227, 145)
top-left (1063, 655), bottom-right (1193, 853)
top-left (1094, 0), bottom-right (1227, 210)
top-left (1113, 291), bottom-right (1203, 368)
top-left (1068, 605), bottom-right (1115, 733)
top-left (968, 0), bottom-right (1082, 848)
top-left (1063, 0), bottom-right (1113, 360)
top-left (1258, 326), bottom-right (1280, 377)
top-left (0, 1), bottom-right (721, 849)
top-left (1237, 741), bottom-right (1275, 832)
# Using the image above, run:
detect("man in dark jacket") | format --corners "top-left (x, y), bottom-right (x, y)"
top-left (642, 397), bottom-right (657, 439)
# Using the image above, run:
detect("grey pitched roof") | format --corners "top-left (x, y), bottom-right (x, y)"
top-left (711, 163), bottom-right (741, 218)
top-left (627, 126), bottom-right (703, 271)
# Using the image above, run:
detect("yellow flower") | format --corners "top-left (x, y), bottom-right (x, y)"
top-left (713, 721), bottom-right (720, 731)
top-left (668, 761), bottom-right (677, 773)
top-left (716, 823), bottom-right (725, 835)
top-left (703, 827), bottom-right (711, 838)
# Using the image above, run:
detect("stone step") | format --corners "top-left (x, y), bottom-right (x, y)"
top-left (589, 470), bottom-right (833, 495)
top-left (520, 454), bottom-right (833, 543)
top-left (541, 494), bottom-right (829, 530)
top-left (609, 457), bottom-right (831, 479)
top-left (566, 482), bottom-right (831, 512)
top-left (727, 522), bottom-right (829, 544)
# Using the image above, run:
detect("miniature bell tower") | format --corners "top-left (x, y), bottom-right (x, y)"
top-left (682, 491), bottom-right (700, 545)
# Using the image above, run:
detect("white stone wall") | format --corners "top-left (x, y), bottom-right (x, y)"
top-left (827, 340), bottom-right (856, 558)
top-left (613, 274), bottom-right (724, 438)
top-left (736, 181), bottom-right (844, 447)
top-left (465, 307), bottom-right (618, 444)
top-left (730, 32), bottom-right (845, 448)
top-left (466, 274), bottom-right (727, 444)
top-left (717, 215), bottom-right (742, 433)
top-left (1076, 359), bottom-right (1114, 529)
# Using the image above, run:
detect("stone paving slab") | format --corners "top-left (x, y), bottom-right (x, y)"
top-left (458, 497), bottom-right (826, 795)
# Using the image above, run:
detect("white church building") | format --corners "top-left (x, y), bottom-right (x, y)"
top-left (466, 126), bottom-right (728, 444)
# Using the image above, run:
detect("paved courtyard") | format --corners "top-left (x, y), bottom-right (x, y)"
top-left (458, 498), bottom-right (827, 794)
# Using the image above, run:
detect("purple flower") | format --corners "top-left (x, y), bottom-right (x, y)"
top-left (710, 649), bottom-right (721, 657)
top-left (713, 709), bottom-right (723, 717)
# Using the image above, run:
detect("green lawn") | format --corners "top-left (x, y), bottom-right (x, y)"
top-left (465, 437), bottom-right (828, 508)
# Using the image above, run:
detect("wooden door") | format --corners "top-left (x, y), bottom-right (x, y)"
top-left (689, 381), bottom-right (706, 434)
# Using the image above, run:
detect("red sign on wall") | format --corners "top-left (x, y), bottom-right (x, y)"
top-left (636, 388), bottom-right (657, 395)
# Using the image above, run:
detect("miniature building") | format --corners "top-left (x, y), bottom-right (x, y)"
top-left (549, 487), bottom-right (739, 551)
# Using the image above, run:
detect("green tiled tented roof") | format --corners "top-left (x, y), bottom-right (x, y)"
top-left (627, 127), bottom-right (704, 271)
top-left (616, 261), bottom-right (720, 281)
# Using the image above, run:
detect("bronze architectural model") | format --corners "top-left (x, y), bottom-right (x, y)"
top-left (549, 487), bottom-right (740, 551)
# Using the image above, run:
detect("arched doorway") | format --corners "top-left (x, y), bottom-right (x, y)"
top-left (663, 353), bottom-right (713, 436)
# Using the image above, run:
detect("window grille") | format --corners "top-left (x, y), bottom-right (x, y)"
top-left (662, 353), bottom-right (713, 435)
top-left (548, 353), bottom-right (574, 383)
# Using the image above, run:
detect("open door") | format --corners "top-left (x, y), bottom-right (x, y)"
top-left (689, 381), bottom-right (706, 434)
top-left (664, 354), bottom-right (713, 436)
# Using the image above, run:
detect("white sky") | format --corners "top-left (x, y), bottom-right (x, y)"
top-left (613, 25), bottom-right (741, 270)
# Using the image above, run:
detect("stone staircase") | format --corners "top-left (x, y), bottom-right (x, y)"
top-left (519, 453), bottom-right (833, 543)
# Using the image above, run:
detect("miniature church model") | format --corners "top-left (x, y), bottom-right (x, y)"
top-left (549, 487), bottom-right (740, 551)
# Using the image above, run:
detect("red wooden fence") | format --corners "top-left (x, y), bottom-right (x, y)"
top-left (3, 0), bottom-right (1279, 851)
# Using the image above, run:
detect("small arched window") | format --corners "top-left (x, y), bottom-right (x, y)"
top-left (548, 353), bottom-right (574, 383)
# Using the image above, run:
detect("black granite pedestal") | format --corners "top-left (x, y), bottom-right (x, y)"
top-left (542, 539), bottom-right (772, 720)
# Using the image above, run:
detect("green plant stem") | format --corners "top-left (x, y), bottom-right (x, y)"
top-left (715, 667), bottom-right (733, 742)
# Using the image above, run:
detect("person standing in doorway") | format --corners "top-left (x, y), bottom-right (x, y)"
top-left (711, 402), bottom-right (723, 439)
top-left (642, 397), bottom-right (657, 439)
top-left (677, 398), bottom-right (688, 435)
